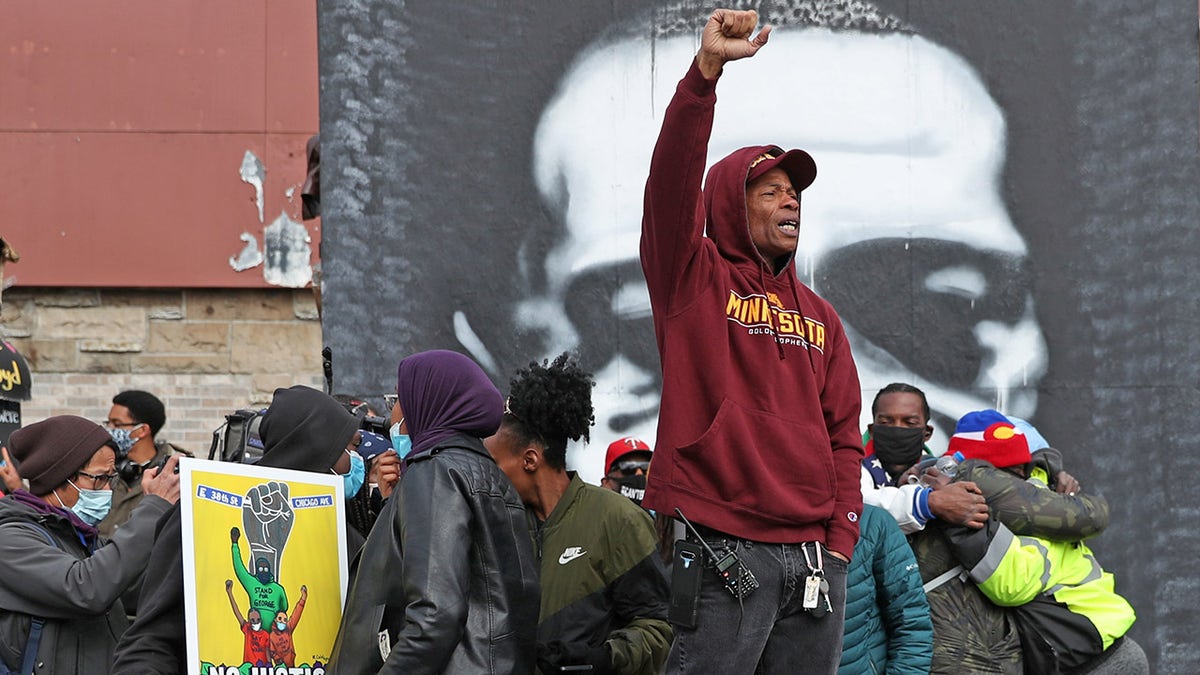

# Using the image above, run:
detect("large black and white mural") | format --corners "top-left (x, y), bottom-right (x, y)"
top-left (527, 4), bottom-right (1045, 452)
top-left (317, 1), bottom-right (1198, 669)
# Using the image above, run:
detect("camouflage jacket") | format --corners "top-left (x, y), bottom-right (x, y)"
top-left (911, 448), bottom-right (1110, 674)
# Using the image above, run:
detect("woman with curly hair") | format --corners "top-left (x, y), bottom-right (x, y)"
top-left (486, 352), bottom-right (672, 675)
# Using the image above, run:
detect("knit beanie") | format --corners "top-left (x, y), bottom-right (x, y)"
top-left (946, 409), bottom-right (1032, 469)
top-left (8, 415), bottom-right (115, 494)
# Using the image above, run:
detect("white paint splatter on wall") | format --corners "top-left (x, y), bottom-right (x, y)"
top-left (239, 150), bottom-right (266, 224)
top-left (263, 210), bottom-right (313, 288)
top-left (229, 151), bottom-right (314, 287)
top-left (228, 232), bottom-right (264, 272)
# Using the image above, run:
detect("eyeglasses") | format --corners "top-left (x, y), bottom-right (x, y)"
top-left (383, 394), bottom-right (399, 412)
top-left (75, 470), bottom-right (119, 489)
top-left (610, 460), bottom-right (650, 476)
top-left (103, 419), bottom-right (141, 429)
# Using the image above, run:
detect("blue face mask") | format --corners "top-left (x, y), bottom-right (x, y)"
top-left (340, 450), bottom-right (365, 497)
top-left (390, 420), bottom-right (412, 459)
top-left (108, 426), bottom-right (141, 456)
top-left (67, 481), bottom-right (113, 525)
top-left (276, 621), bottom-right (287, 632)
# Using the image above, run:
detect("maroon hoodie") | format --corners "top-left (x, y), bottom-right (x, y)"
top-left (640, 60), bottom-right (864, 557)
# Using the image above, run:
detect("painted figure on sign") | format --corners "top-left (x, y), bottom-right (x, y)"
top-left (231, 525), bottom-right (289, 616)
top-left (225, 578), bottom-right (271, 667)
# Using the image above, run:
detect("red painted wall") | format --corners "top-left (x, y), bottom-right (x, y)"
top-left (1, 0), bottom-right (320, 288)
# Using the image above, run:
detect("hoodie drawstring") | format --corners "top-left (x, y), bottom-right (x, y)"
top-left (756, 262), bottom-right (817, 373)
top-left (758, 265), bottom-right (788, 361)
top-left (787, 273), bottom-right (818, 374)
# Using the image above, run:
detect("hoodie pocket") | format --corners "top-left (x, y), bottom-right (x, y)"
top-left (674, 398), bottom-right (836, 523)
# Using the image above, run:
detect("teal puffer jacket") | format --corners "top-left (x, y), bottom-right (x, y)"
top-left (838, 505), bottom-right (933, 675)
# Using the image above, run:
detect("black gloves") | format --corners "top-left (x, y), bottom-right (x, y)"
top-left (536, 640), bottom-right (612, 674)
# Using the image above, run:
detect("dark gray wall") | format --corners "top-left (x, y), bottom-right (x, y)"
top-left (317, 1), bottom-right (1198, 669)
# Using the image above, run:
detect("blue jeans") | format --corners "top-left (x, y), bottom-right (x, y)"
top-left (665, 534), bottom-right (849, 674)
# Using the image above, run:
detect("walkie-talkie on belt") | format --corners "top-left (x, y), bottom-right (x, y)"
top-left (675, 508), bottom-right (759, 599)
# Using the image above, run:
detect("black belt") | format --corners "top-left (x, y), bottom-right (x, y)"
top-left (682, 520), bottom-right (739, 542)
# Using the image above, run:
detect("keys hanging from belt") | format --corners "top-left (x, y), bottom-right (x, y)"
top-left (802, 542), bottom-right (832, 618)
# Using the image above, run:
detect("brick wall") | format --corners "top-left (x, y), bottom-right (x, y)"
top-left (2, 288), bottom-right (324, 454)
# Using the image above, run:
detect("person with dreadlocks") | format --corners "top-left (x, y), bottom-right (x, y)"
top-left (485, 352), bottom-right (672, 675)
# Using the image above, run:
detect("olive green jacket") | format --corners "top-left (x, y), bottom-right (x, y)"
top-left (533, 474), bottom-right (672, 675)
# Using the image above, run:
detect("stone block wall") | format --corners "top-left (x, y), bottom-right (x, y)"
top-left (1, 288), bottom-right (324, 454)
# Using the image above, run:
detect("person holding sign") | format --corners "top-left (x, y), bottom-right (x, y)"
top-left (113, 386), bottom-right (360, 673)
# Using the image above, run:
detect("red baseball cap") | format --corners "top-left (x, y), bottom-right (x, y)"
top-left (604, 436), bottom-right (652, 474)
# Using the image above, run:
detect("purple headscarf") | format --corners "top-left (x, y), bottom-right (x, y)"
top-left (396, 350), bottom-right (503, 459)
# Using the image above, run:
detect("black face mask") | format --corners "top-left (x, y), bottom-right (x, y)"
top-left (870, 426), bottom-right (926, 471)
top-left (614, 474), bottom-right (647, 506)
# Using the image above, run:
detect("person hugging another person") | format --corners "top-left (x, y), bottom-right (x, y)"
top-left (936, 410), bottom-right (1148, 674)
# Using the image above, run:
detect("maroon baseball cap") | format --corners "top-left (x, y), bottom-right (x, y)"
top-left (746, 147), bottom-right (817, 192)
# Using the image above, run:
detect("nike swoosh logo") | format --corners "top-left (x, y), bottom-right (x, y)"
top-left (558, 547), bottom-right (587, 565)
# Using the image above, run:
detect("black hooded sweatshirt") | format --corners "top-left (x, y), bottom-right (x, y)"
top-left (112, 385), bottom-right (359, 673)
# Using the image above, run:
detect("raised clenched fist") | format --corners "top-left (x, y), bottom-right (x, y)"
top-left (696, 8), bottom-right (771, 78)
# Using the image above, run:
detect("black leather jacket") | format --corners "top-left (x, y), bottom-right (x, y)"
top-left (329, 433), bottom-right (540, 674)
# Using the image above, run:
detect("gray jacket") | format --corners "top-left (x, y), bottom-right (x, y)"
top-left (0, 492), bottom-right (171, 674)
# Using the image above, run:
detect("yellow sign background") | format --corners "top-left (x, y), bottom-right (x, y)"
top-left (186, 465), bottom-right (344, 671)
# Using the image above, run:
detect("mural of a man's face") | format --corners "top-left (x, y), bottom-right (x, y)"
top-left (521, 20), bottom-right (1046, 475)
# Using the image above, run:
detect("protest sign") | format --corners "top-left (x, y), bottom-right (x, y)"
top-left (181, 458), bottom-right (347, 675)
